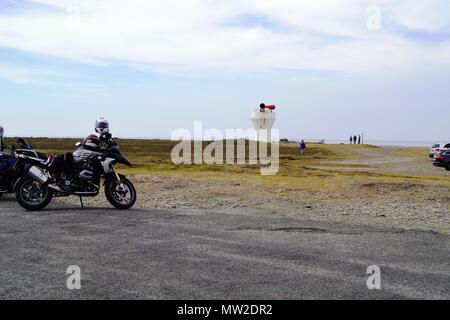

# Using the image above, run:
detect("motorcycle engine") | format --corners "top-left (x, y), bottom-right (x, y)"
top-left (79, 169), bottom-right (95, 181)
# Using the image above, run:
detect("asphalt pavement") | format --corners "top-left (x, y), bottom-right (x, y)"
top-left (0, 195), bottom-right (449, 299)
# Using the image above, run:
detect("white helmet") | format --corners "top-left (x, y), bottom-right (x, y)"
top-left (95, 117), bottom-right (109, 134)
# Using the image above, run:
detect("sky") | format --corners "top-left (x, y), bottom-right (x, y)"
top-left (0, 0), bottom-right (449, 141)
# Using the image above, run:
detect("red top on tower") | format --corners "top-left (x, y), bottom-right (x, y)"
top-left (259, 103), bottom-right (276, 111)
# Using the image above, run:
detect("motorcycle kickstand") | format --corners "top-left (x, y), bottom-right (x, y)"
top-left (79, 196), bottom-right (84, 209)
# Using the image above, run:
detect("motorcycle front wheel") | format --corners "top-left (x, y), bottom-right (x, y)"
top-left (105, 177), bottom-right (136, 210)
top-left (15, 177), bottom-right (52, 211)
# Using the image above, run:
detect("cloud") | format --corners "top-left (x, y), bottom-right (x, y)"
top-left (0, 65), bottom-right (60, 84)
top-left (0, 0), bottom-right (448, 77)
top-left (382, 0), bottom-right (450, 33)
top-left (0, 65), bottom-right (36, 84)
top-left (0, 64), bottom-right (63, 84)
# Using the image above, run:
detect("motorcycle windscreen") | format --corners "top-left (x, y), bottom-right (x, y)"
top-left (16, 138), bottom-right (32, 150)
top-left (115, 154), bottom-right (132, 166)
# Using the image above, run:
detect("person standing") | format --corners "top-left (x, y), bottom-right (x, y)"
top-left (300, 140), bottom-right (306, 155)
top-left (353, 135), bottom-right (357, 145)
top-left (0, 126), bottom-right (4, 152)
top-left (349, 135), bottom-right (353, 145)
top-left (358, 135), bottom-right (361, 144)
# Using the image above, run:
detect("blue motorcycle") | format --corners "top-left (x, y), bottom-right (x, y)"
top-left (0, 138), bottom-right (48, 197)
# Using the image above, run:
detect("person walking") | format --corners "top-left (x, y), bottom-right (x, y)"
top-left (300, 140), bottom-right (306, 155)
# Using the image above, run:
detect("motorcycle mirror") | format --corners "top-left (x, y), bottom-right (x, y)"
top-left (75, 142), bottom-right (82, 147)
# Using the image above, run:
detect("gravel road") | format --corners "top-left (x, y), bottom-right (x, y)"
top-left (0, 196), bottom-right (449, 299)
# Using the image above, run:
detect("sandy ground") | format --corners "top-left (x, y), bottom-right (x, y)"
top-left (54, 146), bottom-right (450, 235)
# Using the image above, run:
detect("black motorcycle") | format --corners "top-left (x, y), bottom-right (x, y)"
top-left (14, 138), bottom-right (137, 211)
top-left (0, 138), bottom-right (48, 197)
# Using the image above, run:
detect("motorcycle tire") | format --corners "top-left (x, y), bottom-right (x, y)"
top-left (15, 177), bottom-right (52, 211)
top-left (105, 177), bottom-right (137, 210)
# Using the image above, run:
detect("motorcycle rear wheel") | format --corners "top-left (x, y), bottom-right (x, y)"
top-left (15, 177), bottom-right (52, 211)
top-left (105, 177), bottom-right (136, 210)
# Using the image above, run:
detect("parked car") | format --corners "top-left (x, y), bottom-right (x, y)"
top-left (429, 143), bottom-right (450, 158)
top-left (433, 150), bottom-right (450, 170)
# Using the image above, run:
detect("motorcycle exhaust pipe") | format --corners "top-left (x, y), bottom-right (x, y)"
top-left (47, 184), bottom-right (62, 192)
top-left (28, 166), bottom-right (49, 184)
top-left (27, 166), bottom-right (62, 192)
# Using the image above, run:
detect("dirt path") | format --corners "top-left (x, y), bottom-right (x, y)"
top-left (45, 145), bottom-right (449, 235)
top-left (55, 174), bottom-right (450, 235)
top-left (314, 146), bottom-right (450, 177)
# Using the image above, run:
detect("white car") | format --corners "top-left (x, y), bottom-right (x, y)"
top-left (429, 143), bottom-right (450, 158)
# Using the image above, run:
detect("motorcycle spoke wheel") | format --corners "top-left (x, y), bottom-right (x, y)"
top-left (105, 177), bottom-right (136, 210)
top-left (111, 182), bottom-right (132, 205)
top-left (20, 180), bottom-right (49, 206)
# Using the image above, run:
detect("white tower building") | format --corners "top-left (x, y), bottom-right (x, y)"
top-left (250, 104), bottom-right (276, 142)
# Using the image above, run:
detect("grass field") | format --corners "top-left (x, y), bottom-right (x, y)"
top-left (2, 137), bottom-right (435, 181)
top-left (4, 137), bottom-right (449, 233)
top-left (4, 136), bottom-right (445, 192)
